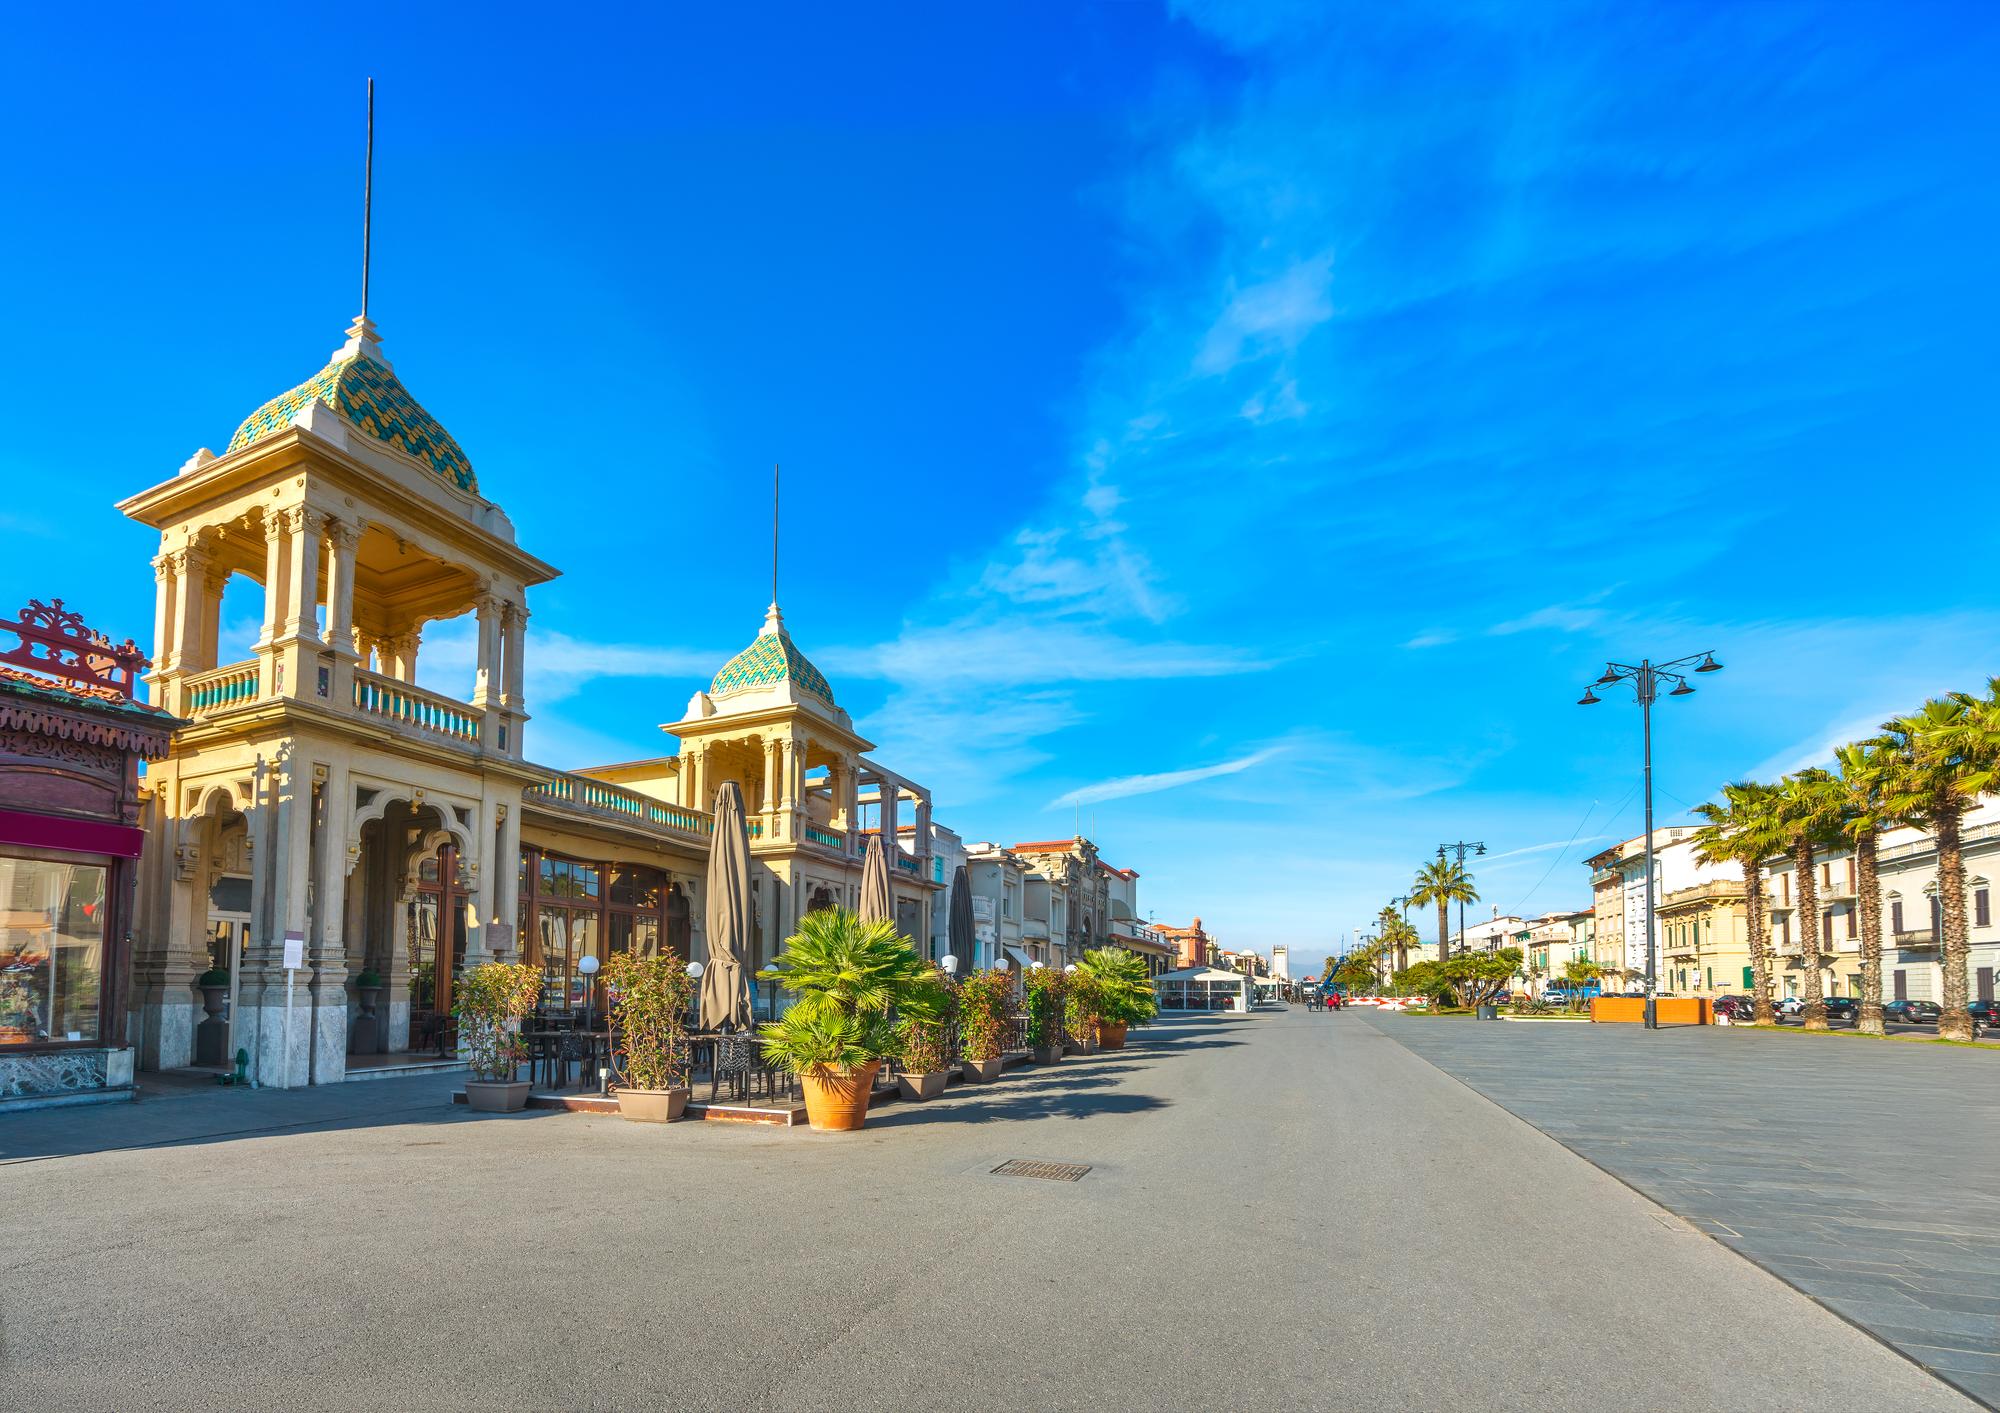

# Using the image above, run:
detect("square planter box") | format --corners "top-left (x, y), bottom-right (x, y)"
top-left (962, 1057), bottom-right (1004, 1082)
top-left (896, 1070), bottom-right (949, 1101)
top-left (464, 1080), bottom-right (531, 1113)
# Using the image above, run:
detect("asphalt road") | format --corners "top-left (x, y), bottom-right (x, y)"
top-left (0, 1011), bottom-right (1976, 1411)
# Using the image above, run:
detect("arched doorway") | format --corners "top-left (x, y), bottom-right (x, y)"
top-left (407, 840), bottom-right (470, 1055)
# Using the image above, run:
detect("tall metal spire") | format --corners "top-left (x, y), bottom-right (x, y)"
top-left (771, 462), bottom-right (781, 608)
top-left (361, 77), bottom-right (375, 322)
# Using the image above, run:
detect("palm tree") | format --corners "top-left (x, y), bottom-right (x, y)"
top-left (1882, 692), bottom-right (1997, 1043)
top-left (1776, 770), bottom-right (1844, 1031)
top-left (1411, 857), bottom-right (1478, 962)
top-left (1692, 780), bottom-right (1783, 1025)
top-left (1377, 905), bottom-right (1419, 973)
top-left (1832, 739), bottom-right (1896, 1036)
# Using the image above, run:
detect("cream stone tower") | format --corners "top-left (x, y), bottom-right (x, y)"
top-left (119, 316), bottom-right (557, 1085)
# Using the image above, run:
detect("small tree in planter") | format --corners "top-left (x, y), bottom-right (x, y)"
top-left (455, 961), bottom-right (541, 1112)
top-left (758, 908), bottom-right (929, 1131)
top-left (956, 969), bottom-right (1013, 1081)
top-left (1065, 966), bottom-right (1108, 1053)
top-left (1024, 964), bottom-right (1068, 1064)
top-left (602, 951), bottom-right (695, 1122)
top-left (892, 969), bottom-right (956, 1100)
top-left (1077, 947), bottom-right (1156, 1049)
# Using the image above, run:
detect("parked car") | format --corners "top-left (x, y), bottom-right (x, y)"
top-left (1775, 996), bottom-right (1805, 1016)
top-left (1964, 998), bottom-right (1996, 1034)
top-left (1822, 997), bottom-right (1858, 1020)
top-left (1882, 999), bottom-right (1942, 1026)
top-left (1712, 995), bottom-right (1757, 1022)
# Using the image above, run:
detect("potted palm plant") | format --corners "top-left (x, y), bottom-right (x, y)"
top-left (602, 951), bottom-right (694, 1122)
top-left (454, 961), bottom-right (541, 1112)
top-left (1077, 947), bottom-right (1156, 1049)
top-left (758, 908), bottom-right (928, 1131)
top-left (893, 969), bottom-right (955, 1100)
top-left (956, 968), bottom-right (1012, 1081)
top-left (1024, 963), bottom-right (1067, 1064)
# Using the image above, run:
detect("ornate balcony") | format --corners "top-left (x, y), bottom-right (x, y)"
top-left (352, 668), bottom-right (481, 745)
top-left (525, 770), bottom-right (714, 846)
top-left (805, 824), bottom-right (845, 851)
top-left (181, 659), bottom-right (260, 717)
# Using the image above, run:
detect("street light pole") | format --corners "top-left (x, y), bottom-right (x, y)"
top-left (1579, 651), bottom-right (1723, 1031)
top-left (1437, 841), bottom-right (1486, 959)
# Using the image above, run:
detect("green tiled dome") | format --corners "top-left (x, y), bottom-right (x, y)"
top-left (711, 608), bottom-right (836, 707)
top-left (226, 328), bottom-right (476, 492)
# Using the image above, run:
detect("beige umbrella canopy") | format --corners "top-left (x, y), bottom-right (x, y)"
top-left (859, 832), bottom-right (895, 928)
top-left (700, 781), bottom-right (754, 1031)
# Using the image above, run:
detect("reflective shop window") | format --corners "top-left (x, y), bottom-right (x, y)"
top-left (0, 854), bottom-right (108, 1046)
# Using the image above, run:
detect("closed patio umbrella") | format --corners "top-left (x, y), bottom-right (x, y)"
top-left (948, 865), bottom-right (975, 972)
top-left (859, 832), bottom-right (894, 928)
top-left (700, 781), bottom-right (754, 1031)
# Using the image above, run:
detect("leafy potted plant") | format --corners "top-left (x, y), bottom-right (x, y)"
top-left (956, 968), bottom-right (1012, 1081)
top-left (454, 961), bottom-right (541, 1112)
top-left (893, 969), bottom-right (955, 1100)
top-left (602, 951), bottom-right (694, 1122)
top-left (758, 908), bottom-right (928, 1131)
top-left (1065, 966), bottom-right (1106, 1054)
top-left (1077, 947), bottom-right (1156, 1049)
top-left (1024, 963), bottom-right (1067, 1064)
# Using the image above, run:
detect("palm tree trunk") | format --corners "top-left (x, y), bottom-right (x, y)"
top-left (1856, 830), bottom-right (1885, 1036)
top-left (1935, 793), bottom-right (1974, 1042)
top-left (1796, 842), bottom-right (1826, 1030)
top-left (1746, 860), bottom-right (1775, 1025)
top-left (1437, 900), bottom-right (1449, 966)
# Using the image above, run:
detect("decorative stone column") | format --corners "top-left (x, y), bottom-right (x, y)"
top-left (322, 519), bottom-right (361, 706)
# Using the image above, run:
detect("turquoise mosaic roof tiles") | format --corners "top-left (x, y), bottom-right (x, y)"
top-left (227, 354), bottom-right (477, 492)
top-left (710, 629), bottom-right (837, 706)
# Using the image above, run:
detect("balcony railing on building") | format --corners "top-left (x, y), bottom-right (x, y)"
top-left (525, 770), bottom-right (714, 845)
top-left (179, 656), bottom-right (487, 749)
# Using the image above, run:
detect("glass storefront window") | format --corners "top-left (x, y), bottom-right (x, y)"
top-left (0, 854), bottom-right (108, 1046)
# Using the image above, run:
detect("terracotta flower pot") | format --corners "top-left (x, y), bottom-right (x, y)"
top-left (896, 1070), bottom-right (948, 1101)
top-left (614, 1086), bottom-right (690, 1123)
top-left (1098, 1022), bottom-right (1128, 1050)
top-left (962, 1056), bottom-right (1004, 1082)
top-left (800, 1061), bottom-right (880, 1131)
top-left (464, 1079), bottom-right (531, 1113)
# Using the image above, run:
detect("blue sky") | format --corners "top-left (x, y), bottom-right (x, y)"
top-left (4, 3), bottom-right (1997, 974)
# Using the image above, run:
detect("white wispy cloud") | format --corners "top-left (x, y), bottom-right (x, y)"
top-left (1046, 746), bottom-right (1285, 810)
top-left (820, 619), bottom-right (1273, 689)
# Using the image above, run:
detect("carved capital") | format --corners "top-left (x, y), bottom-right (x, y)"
top-left (327, 518), bottom-right (362, 553)
top-left (281, 505), bottom-right (325, 538)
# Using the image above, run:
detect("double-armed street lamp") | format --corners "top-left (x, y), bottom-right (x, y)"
top-left (1578, 651), bottom-right (1723, 1030)
top-left (1437, 841), bottom-right (1485, 960)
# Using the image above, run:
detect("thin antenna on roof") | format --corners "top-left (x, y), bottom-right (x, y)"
top-left (362, 78), bottom-right (375, 321)
top-left (771, 462), bottom-right (780, 607)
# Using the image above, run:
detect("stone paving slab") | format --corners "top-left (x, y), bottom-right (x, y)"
top-left (1363, 1011), bottom-right (2000, 1408)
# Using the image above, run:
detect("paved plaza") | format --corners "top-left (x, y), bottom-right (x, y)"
top-left (2, 1013), bottom-right (1982, 1411)
top-left (1366, 1010), bottom-right (2000, 1407)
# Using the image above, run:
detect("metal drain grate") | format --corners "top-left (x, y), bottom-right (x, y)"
top-left (992, 1158), bottom-right (1091, 1182)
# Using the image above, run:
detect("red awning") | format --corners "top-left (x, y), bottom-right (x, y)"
top-left (0, 806), bottom-right (146, 859)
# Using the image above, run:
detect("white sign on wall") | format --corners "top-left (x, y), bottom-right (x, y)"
top-left (282, 930), bottom-right (305, 970)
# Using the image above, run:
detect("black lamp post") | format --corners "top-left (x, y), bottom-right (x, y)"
top-left (1436, 842), bottom-right (1485, 960)
top-left (1578, 651), bottom-right (1722, 1030)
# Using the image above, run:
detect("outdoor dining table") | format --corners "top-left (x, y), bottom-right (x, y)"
top-left (522, 1027), bottom-right (612, 1092)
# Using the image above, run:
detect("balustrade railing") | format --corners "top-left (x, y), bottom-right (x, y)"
top-left (806, 824), bottom-right (844, 851)
top-left (527, 770), bottom-right (715, 839)
top-left (181, 660), bottom-right (260, 716)
top-left (896, 853), bottom-right (921, 876)
top-left (352, 669), bottom-right (481, 744)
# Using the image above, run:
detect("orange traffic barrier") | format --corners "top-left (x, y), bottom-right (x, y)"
top-left (1590, 996), bottom-right (1711, 1024)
